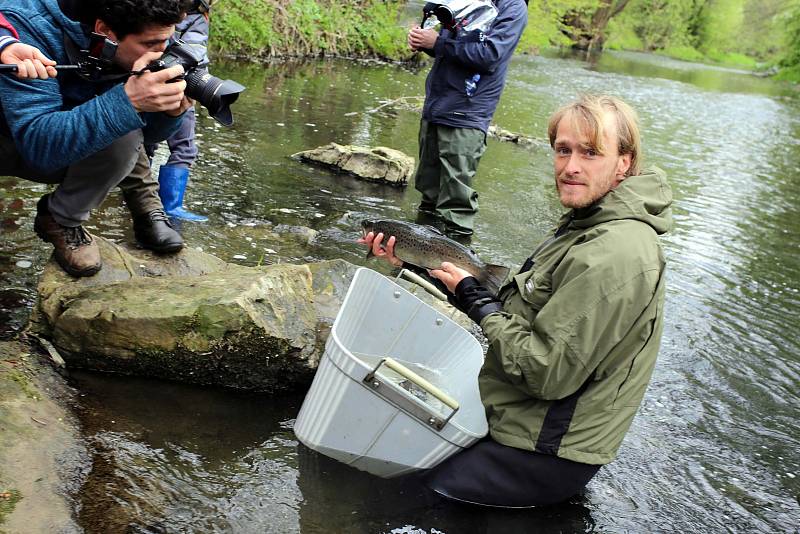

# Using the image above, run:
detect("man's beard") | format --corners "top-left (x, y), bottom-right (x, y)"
top-left (556, 169), bottom-right (617, 210)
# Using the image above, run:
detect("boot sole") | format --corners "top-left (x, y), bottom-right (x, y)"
top-left (34, 223), bottom-right (102, 277)
top-left (136, 240), bottom-right (184, 254)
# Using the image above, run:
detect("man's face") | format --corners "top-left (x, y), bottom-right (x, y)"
top-left (97, 21), bottom-right (175, 71)
top-left (552, 113), bottom-right (631, 209)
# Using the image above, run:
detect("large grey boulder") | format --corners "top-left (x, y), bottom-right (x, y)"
top-left (292, 143), bottom-right (414, 186)
top-left (30, 238), bottom-right (357, 393)
top-left (30, 238), bottom-right (469, 393)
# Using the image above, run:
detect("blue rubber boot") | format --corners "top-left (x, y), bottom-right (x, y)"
top-left (157, 165), bottom-right (208, 222)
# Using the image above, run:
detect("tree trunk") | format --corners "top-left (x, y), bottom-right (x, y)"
top-left (564, 0), bottom-right (631, 50)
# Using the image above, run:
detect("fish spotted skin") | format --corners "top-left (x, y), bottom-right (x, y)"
top-left (361, 218), bottom-right (509, 295)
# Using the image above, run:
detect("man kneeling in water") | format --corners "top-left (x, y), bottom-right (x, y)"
top-left (361, 94), bottom-right (672, 507)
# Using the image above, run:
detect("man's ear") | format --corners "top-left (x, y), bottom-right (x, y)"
top-left (94, 19), bottom-right (118, 42)
top-left (617, 153), bottom-right (632, 178)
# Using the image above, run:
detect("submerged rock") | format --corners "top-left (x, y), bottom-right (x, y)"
top-left (487, 125), bottom-right (549, 148)
top-left (30, 238), bottom-right (358, 394)
top-left (0, 340), bottom-right (85, 533)
top-left (292, 143), bottom-right (414, 186)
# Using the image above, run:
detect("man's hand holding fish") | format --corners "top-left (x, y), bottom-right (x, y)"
top-left (358, 229), bottom-right (471, 293)
top-left (357, 231), bottom-right (403, 267)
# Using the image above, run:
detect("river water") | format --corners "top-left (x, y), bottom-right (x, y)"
top-left (1, 45), bottom-right (798, 532)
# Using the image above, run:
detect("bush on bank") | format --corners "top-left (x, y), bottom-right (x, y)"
top-left (210, 0), bottom-right (411, 60)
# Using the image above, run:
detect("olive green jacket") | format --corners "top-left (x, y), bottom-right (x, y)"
top-left (479, 168), bottom-right (673, 465)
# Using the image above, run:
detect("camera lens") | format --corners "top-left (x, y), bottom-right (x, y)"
top-left (184, 70), bottom-right (245, 127)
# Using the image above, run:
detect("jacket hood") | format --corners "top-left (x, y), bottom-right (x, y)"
top-left (47, 0), bottom-right (89, 48)
top-left (566, 167), bottom-right (673, 235)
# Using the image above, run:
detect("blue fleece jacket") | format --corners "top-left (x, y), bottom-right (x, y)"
top-left (0, 0), bottom-right (182, 172)
top-left (421, 0), bottom-right (528, 133)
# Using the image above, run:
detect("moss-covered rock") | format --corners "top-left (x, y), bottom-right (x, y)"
top-left (31, 238), bottom-right (359, 393)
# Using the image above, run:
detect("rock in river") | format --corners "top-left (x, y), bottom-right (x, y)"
top-left (292, 143), bottom-right (414, 186)
top-left (29, 238), bottom-right (469, 394)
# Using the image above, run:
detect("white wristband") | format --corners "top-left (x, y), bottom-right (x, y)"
top-left (0, 35), bottom-right (19, 56)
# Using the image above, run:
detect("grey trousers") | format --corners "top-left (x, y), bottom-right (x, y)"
top-left (145, 106), bottom-right (198, 168)
top-left (0, 130), bottom-right (162, 227)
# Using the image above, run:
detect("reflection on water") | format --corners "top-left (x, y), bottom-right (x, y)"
top-left (71, 370), bottom-right (598, 534)
top-left (2, 48), bottom-right (799, 532)
top-left (72, 371), bottom-right (305, 533)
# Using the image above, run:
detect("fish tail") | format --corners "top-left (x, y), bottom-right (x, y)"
top-left (483, 264), bottom-right (510, 295)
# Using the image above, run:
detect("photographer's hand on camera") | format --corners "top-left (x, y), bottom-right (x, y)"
top-left (0, 42), bottom-right (57, 79)
top-left (124, 52), bottom-right (187, 114)
top-left (166, 95), bottom-right (194, 117)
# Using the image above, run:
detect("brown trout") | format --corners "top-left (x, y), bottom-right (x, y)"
top-left (361, 219), bottom-right (510, 295)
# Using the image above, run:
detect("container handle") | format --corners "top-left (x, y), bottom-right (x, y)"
top-left (363, 357), bottom-right (460, 431)
top-left (383, 357), bottom-right (459, 411)
top-left (396, 268), bottom-right (448, 302)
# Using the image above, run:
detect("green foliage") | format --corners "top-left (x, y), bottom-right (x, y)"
top-left (518, 0), bottom-right (604, 52)
top-left (738, 0), bottom-right (788, 60)
top-left (210, 0), bottom-right (408, 60)
top-left (519, 1), bottom-right (572, 51)
top-left (0, 488), bottom-right (22, 525)
top-left (695, 0), bottom-right (745, 55)
top-left (211, 0), bottom-right (278, 56)
top-left (208, 0), bottom-right (793, 76)
top-left (608, 0), bottom-right (695, 51)
top-left (779, 0), bottom-right (800, 77)
top-left (775, 64), bottom-right (800, 81)
top-left (604, 19), bottom-right (644, 51)
top-left (601, 0), bottom-right (790, 70)
top-left (658, 45), bottom-right (705, 62)
top-left (705, 50), bottom-right (758, 68)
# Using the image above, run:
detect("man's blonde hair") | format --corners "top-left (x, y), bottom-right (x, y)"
top-left (547, 94), bottom-right (642, 177)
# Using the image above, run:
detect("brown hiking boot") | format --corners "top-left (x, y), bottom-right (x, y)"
top-left (33, 196), bottom-right (101, 277)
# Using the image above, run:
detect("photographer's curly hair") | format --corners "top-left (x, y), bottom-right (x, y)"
top-left (83, 0), bottom-right (193, 39)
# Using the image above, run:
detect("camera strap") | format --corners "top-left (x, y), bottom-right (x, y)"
top-left (63, 34), bottom-right (131, 83)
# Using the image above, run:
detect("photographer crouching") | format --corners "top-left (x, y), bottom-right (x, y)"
top-left (0, 0), bottom-right (196, 277)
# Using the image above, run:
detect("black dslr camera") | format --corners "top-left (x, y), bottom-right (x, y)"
top-left (145, 40), bottom-right (245, 127)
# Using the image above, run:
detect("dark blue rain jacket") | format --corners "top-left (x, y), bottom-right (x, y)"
top-left (421, 0), bottom-right (528, 133)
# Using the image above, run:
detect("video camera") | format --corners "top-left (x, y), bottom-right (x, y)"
top-left (421, 0), bottom-right (499, 34)
top-left (143, 40), bottom-right (245, 127)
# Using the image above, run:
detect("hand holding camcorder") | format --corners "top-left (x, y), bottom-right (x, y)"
top-left (421, 0), bottom-right (498, 35)
top-left (0, 43), bottom-right (58, 79)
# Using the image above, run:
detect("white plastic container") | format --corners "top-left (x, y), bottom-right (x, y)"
top-left (294, 267), bottom-right (488, 478)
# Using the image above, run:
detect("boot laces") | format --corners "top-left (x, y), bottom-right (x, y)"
top-left (146, 208), bottom-right (172, 225)
top-left (63, 225), bottom-right (92, 249)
